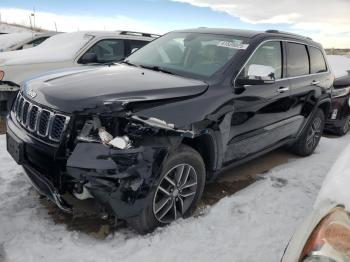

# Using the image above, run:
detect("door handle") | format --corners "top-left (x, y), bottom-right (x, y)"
top-left (277, 86), bottom-right (290, 93)
top-left (311, 80), bottom-right (320, 85)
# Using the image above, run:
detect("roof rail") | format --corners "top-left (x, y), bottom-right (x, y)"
top-left (119, 31), bottom-right (161, 38)
top-left (265, 29), bottom-right (313, 40)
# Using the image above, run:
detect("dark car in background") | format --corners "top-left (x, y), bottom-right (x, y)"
top-left (6, 28), bottom-right (333, 233)
top-left (326, 72), bottom-right (350, 135)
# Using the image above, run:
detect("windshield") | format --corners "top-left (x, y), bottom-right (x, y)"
top-left (127, 32), bottom-right (250, 78)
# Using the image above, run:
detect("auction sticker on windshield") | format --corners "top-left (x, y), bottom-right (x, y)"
top-left (218, 40), bottom-right (249, 50)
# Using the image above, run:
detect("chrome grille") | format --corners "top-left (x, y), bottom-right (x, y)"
top-left (12, 93), bottom-right (70, 143)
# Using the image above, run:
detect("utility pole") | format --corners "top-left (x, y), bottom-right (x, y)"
top-left (29, 15), bottom-right (33, 30)
top-left (54, 22), bottom-right (57, 32)
top-left (33, 7), bottom-right (36, 29)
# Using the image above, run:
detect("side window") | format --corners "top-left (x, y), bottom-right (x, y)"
top-left (242, 41), bottom-right (282, 80)
top-left (286, 43), bottom-right (310, 77)
top-left (30, 37), bottom-right (49, 47)
top-left (85, 39), bottom-right (126, 63)
top-left (130, 40), bottom-right (148, 53)
top-left (16, 37), bottom-right (49, 50)
top-left (309, 46), bottom-right (327, 74)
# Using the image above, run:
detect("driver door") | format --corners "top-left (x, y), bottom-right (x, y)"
top-left (224, 41), bottom-right (299, 163)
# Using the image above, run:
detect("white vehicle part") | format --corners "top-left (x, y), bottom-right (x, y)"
top-left (331, 109), bottom-right (338, 120)
top-left (108, 135), bottom-right (131, 149)
top-left (0, 84), bottom-right (19, 92)
top-left (98, 127), bottom-right (113, 144)
top-left (73, 186), bottom-right (93, 200)
top-left (131, 115), bottom-right (195, 137)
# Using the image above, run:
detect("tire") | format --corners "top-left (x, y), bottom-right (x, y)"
top-left (127, 144), bottom-right (206, 234)
top-left (290, 108), bottom-right (325, 157)
top-left (335, 116), bottom-right (350, 136)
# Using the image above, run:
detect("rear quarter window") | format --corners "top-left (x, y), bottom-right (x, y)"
top-left (309, 46), bottom-right (327, 74)
top-left (286, 42), bottom-right (310, 77)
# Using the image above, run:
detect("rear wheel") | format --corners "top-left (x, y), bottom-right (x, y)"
top-left (290, 108), bottom-right (325, 156)
top-left (127, 144), bottom-right (206, 234)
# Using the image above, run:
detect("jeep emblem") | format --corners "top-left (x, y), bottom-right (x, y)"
top-left (27, 88), bottom-right (37, 99)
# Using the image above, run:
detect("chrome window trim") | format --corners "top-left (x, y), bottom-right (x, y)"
top-left (233, 38), bottom-right (331, 86)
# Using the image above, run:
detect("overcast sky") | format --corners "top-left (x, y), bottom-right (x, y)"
top-left (0, 0), bottom-right (349, 48)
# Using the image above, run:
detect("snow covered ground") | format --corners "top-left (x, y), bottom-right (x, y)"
top-left (1, 134), bottom-right (350, 262)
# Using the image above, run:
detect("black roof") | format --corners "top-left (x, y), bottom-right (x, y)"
top-left (173, 28), bottom-right (264, 38)
top-left (171, 27), bottom-right (322, 47)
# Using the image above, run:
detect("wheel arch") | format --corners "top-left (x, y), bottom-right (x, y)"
top-left (318, 99), bottom-right (331, 118)
top-left (181, 130), bottom-right (218, 180)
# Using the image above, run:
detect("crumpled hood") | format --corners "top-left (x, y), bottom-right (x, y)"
top-left (23, 64), bottom-right (208, 113)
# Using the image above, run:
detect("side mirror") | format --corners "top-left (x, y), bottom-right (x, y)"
top-left (22, 44), bottom-right (34, 49)
top-left (236, 64), bottom-right (276, 86)
top-left (131, 48), bottom-right (139, 53)
top-left (334, 73), bottom-right (350, 89)
top-left (79, 52), bottom-right (98, 64)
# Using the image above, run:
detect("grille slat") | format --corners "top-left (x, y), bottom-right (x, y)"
top-left (22, 102), bottom-right (30, 125)
top-left (38, 110), bottom-right (50, 136)
top-left (11, 93), bottom-right (70, 143)
top-left (28, 106), bottom-right (39, 131)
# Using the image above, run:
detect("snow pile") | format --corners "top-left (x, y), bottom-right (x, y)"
top-left (0, 32), bottom-right (34, 51)
top-left (0, 23), bottom-right (33, 34)
top-left (0, 32), bottom-right (94, 65)
top-left (1, 134), bottom-right (350, 262)
top-left (315, 141), bottom-right (350, 210)
top-left (327, 55), bottom-right (350, 78)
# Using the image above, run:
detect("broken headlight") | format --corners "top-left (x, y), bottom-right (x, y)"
top-left (300, 207), bottom-right (350, 262)
top-left (76, 117), bottom-right (132, 149)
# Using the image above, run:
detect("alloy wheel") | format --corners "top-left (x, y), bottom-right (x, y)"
top-left (343, 116), bottom-right (350, 134)
top-left (306, 117), bottom-right (322, 150)
top-left (153, 164), bottom-right (198, 223)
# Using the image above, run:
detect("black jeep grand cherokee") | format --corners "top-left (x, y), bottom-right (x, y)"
top-left (7, 28), bottom-right (333, 233)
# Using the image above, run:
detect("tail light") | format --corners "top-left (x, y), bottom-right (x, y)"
top-left (300, 207), bottom-right (350, 261)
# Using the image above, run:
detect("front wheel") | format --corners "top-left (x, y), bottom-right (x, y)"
top-left (127, 144), bottom-right (206, 234)
top-left (290, 108), bottom-right (325, 157)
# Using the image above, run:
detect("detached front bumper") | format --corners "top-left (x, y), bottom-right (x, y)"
top-left (23, 165), bottom-right (73, 213)
top-left (66, 142), bottom-right (168, 219)
top-left (6, 113), bottom-right (169, 219)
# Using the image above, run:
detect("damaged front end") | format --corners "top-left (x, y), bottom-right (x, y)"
top-left (62, 112), bottom-right (195, 219)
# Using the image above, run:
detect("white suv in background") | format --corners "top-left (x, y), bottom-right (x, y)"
top-left (0, 30), bottom-right (158, 112)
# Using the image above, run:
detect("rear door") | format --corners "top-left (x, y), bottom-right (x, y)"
top-left (286, 42), bottom-right (332, 120)
top-left (225, 40), bottom-right (296, 162)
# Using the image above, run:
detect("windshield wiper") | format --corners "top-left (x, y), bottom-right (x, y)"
top-left (139, 65), bottom-right (176, 75)
top-left (122, 60), bottom-right (138, 67)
